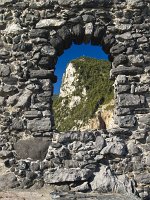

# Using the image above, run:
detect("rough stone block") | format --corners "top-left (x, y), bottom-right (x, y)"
top-left (36, 19), bottom-right (66, 28)
top-left (117, 115), bottom-right (136, 128)
top-left (0, 64), bottom-right (10, 77)
top-left (135, 173), bottom-right (150, 184)
top-left (24, 110), bottom-right (42, 119)
top-left (44, 168), bottom-right (92, 183)
top-left (27, 118), bottom-right (51, 132)
top-left (110, 66), bottom-right (143, 78)
top-left (118, 94), bottom-right (145, 107)
top-left (14, 138), bottom-right (51, 160)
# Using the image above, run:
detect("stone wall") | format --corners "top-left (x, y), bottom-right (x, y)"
top-left (0, 0), bottom-right (149, 199)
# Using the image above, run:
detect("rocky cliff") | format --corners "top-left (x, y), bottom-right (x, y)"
top-left (53, 57), bottom-right (114, 131)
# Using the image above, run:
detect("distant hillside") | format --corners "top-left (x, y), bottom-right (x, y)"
top-left (53, 57), bottom-right (114, 132)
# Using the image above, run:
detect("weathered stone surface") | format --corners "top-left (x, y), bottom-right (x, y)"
top-left (3, 23), bottom-right (23, 35)
top-left (29, 70), bottom-right (54, 79)
top-left (117, 115), bottom-right (136, 128)
top-left (0, 173), bottom-right (19, 191)
top-left (113, 55), bottom-right (128, 68)
top-left (101, 142), bottom-right (127, 156)
top-left (14, 138), bottom-right (51, 160)
top-left (127, 142), bottom-right (141, 155)
top-left (95, 136), bottom-right (105, 151)
top-left (24, 110), bottom-right (42, 119)
top-left (30, 29), bottom-right (49, 38)
top-left (0, 0), bottom-right (15, 6)
top-left (0, 151), bottom-right (13, 159)
top-left (3, 77), bottom-right (18, 85)
top-left (118, 94), bottom-right (145, 107)
top-left (58, 0), bottom-right (73, 6)
top-left (91, 166), bottom-right (116, 192)
top-left (12, 119), bottom-right (24, 130)
top-left (110, 66), bottom-right (143, 78)
top-left (27, 118), bottom-right (51, 132)
top-left (135, 173), bottom-right (150, 184)
top-left (36, 19), bottom-right (66, 28)
top-left (15, 90), bottom-right (32, 108)
top-left (44, 168), bottom-right (92, 183)
top-left (0, 64), bottom-right (10, 77)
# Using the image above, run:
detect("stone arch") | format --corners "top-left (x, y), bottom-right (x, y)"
top-left (0, 0), bottom-right (149, 137)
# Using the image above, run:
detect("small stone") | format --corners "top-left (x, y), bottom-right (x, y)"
top-left (0, 64), bottom-right (10, 77)
top-left (0, 173), bottom-right (19, 190)
top-left (15, 89), bottom-right (32, 108)
top-left (135, 173), bottom-right (150, 184)
top-left (4, 23), bottom-right (23, 35)
top-left (36, 19), bottom-right (66, 28)
top-left (0, 150), bottom-right (13, 159)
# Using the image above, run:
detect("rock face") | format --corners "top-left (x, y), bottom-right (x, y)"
top-left (0, 0), bottom-right (150, 199)
top-left (53, 57), bottom-right (114, 131)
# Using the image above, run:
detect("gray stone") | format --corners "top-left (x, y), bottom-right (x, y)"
top-left (0, 173), bottom-right (19, 191)
top-left (0, 150), bottom-right (13, 159)
top-left (95, 136), bottom-right (105, 151)
top-left (128, 54), bottom-right (144, 67)
top-left (80, 0), bottom-right (100, 7)
top-left (138, 114), bottom-right (150, 126)
top-left (58, 0), bottom-right (73, 6)
top-left (117, 85), bottom-right (131, 94)
top-left (30, 29), bottom-right (49, 38)
top-left (0, 96), bottom-right (4, 105)
top-left (127, 142), bottom-right (141, 155)
top-left (44, 168), bottom-right (92, 183)
top-left (14, 138), bottom-right (51, 161)
top-left (15, 89), bottom-right (32, 108)
top-left (113, 55), bottom-right (128, 68)
top-left (0, 64), bottom-right (10, 77)
top-left (101, 142), bottom-right (127, 156)
top-left (0, 85), bottom-right (18, 94)
top-left (91, 166), bottom-right (116, 192)
top-left (0, 0), bottom-right (14, 6)
top-left (29, 69), bottom-right (54, 79)
top-left (2, 77), bottom-right (18, 85)
top-left (4, 23), bottom-right (23, 35)
top-left (82, 14), bottom-right (94, 22)
top-left (116, 32), bottom-right (132, 41)
top-left (24, 110), bottom-right (42, 119)
top-left (110, 44), bottom-right (127, 55)
top-left (118, 94), bottom-right (145, 107)
top-left (84, 22), bottom-right (93, 43)
top-left (27, 118), bottom-right (51, 132)
top-left (135, 173), bottom-right (150, 184)
top-left (12, 118), bottom-right (24, 130)
top-left (110, 66), bottom-right (144, 78)
top-left (36, 19), bottom-right (66, 28)
top-left (116, 108), bottom-right (131, 116)
top-left (118, 115), bottom-right (136, 128)
top-left (127, 0), bottom-right (145, 8)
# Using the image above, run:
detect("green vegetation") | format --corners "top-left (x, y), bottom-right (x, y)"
top-left (53, 57), bottom-right (114, 132)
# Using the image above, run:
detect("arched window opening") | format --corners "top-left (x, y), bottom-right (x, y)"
top-left (52, 43), bottom-right (114, 132)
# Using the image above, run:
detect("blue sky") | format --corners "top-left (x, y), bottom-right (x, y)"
top-left (54, 43), bottom-right (108, 94)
